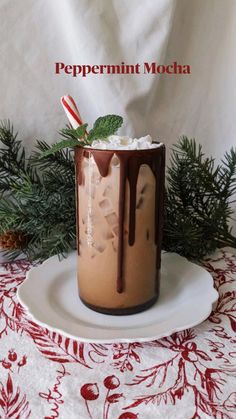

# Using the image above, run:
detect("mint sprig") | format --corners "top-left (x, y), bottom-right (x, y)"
top-left (87, 115), bottom-right (123, 142)
top-left (39, 115), bottom-right (123, 158)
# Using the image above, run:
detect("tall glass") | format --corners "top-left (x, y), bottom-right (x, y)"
top-left (75, 144), bottom-right (165, 315)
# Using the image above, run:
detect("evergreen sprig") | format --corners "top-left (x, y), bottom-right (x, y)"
top-left (0, 121), bottom-right (76, 260)
top-left (0, 123), bottom-right (235, 261)
top-left (163, 136), bottom-right (236, 258)
top-left (0, 120), bottom-right (38, 193)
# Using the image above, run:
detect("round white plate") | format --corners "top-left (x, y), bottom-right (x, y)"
top-left (17, 252), bottom-right (218, 343)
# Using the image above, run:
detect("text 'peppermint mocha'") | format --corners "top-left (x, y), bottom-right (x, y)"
top-left (55, 61), bottom-right (191, 78)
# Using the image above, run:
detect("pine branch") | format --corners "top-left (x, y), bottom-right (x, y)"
top-left (0, 123), bottom-right (76, 261)
top-left (218, 148), bottom-right (236, 199)
top-left (163, 137), bottom-right (236, 258)
top-left (0, 120), bottom-right (39, 193)
top-left (31, 140), bottom-right (74, 170)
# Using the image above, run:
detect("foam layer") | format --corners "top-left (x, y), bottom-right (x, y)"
top-left (86, 135), bottom-right (162, 150)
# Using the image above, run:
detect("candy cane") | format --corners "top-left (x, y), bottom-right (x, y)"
top-left (60, 95), bottom-right (84, 129)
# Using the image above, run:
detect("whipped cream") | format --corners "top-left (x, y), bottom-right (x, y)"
top-left (87, 135), bottom-right (162, 150)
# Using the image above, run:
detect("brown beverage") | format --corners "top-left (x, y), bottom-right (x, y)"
top-left (75, 144), bottom-right (165, 315)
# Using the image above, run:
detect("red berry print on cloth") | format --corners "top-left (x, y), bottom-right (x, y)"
top-left (0, 349), bottom-right (27, 374)
top-left (81, 383), bottom-right (100, 401)
top-left (81, 383), bottom-right (99, 419)
top-left (8, 349), bottom-right (17, 362)
top-left (80, 376), bottom-right (124, 419)
top-left (104, 375), bottom-right (120, 390)
top-left (103, 375), bottom-right (123, 419)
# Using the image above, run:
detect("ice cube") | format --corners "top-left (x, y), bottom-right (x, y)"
top-left (93, 243), bottom-right (106, 253)
top-left (105, 212), bottom-right (118, 226)
top-left (99, 199), bottom-right (111, 210)
top-left (103, 185), bottom-right (112, 198)
top-left (102, 230), bottom-right (114, 240)
top-left (112, 225), bottom-right (128, 236)
top-left (112, 225), bottom-right (119, 236)
top-left (112, 226), bottom-right (128, 236)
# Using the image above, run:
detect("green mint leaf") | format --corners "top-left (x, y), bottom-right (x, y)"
top-left (87, 115), bottom-right (123, 142)
top-left (39, 138), bottom-right (80, 158)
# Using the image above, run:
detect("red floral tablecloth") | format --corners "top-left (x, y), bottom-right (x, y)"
top-left (0, 249), bottom-right (236, 419)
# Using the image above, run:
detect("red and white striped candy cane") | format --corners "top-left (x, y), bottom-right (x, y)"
top-left (60, 95), bottom-right (84, 129)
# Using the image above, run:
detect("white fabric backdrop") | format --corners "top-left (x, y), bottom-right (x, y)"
top-left (1, 0), bottom-right (236, 217)
top-left (1, 0), bottom-right (236, 154)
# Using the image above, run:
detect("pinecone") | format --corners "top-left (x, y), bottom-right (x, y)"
top-left (0, 230), bottom-right (28, 250)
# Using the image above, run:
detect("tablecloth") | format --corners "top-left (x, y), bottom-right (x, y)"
top-left (0, 249), bottom-right (235, 419)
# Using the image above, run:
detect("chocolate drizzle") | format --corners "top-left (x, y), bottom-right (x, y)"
top-left (91, 151), bottom-right (113, 177)
top-left (75, 145), bottom-right (165, 294)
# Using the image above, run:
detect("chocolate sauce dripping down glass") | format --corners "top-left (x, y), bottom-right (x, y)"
top-left (75, 145), bottom-right (165, 294)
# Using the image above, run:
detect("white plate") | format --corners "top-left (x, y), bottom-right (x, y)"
top-left (17, 252), bottom-right (218, 343)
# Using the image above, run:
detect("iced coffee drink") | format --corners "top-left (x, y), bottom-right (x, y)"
top-left (75, 135), bottom-right (165, 315)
